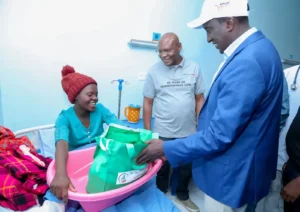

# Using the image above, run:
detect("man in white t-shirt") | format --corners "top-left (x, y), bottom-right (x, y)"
top-left (143, 32), bottom-right (205, 212)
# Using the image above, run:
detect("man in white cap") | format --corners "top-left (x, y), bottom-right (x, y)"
top-left (136, 0), bottom-right (283, 211)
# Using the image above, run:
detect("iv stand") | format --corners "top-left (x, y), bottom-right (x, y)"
top-left (111, 79), bottom-right (129, 119)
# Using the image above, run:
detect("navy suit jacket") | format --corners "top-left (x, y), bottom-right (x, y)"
top-left (163, 31), bottom-right (283, 207)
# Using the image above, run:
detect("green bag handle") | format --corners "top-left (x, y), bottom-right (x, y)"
top-left (99, 136), bottom-right (112, 152)
top-left (99, 136), bottom-right (146, 170)
top-left (127, 130), bottom-right (158, 169)
top-left (126, 143), bottom-right (146, 170)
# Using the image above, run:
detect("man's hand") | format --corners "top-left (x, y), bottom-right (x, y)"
top-left (281, 177), bottom-right (300, 203)
top-left (136, 139), bottom-right (165, 165)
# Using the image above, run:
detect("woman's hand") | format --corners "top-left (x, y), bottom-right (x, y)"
top-left (50, 174), bottom-right (76, 203)
top-left (51, 140), bottom-right (73, 203)
top-left (282, 162), bottom-right (287, 171)
top-left (281, 177), bottom-right (300, 203)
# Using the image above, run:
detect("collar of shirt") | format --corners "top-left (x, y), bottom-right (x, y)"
top-left (210, 28), bottom-right (257, 87)
top-left (223, 27), bottom-right (258, 58)
top-left (168, 57), bottom-right (185, 70)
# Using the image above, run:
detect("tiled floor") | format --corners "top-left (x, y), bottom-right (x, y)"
top-left (165, 180), bottom-right (205, 212)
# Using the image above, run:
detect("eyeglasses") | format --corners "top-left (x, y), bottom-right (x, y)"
top-left (156, 43), bottom-right (180, 55)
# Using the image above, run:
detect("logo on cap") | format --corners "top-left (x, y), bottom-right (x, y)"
top-left (215, 1), bottom-right (230, 11)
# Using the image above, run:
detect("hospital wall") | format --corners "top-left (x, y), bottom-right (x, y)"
top-left (0, 0), bottom-right (299, 131)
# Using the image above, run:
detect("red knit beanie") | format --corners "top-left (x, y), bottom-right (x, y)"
top-left (61, 65), bottom-right (97, 104)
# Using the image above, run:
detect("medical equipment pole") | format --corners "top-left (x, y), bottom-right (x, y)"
top-left (291, 66), bottom-right (300, 91)
top-left (111, 79), bottom-right (129, 119)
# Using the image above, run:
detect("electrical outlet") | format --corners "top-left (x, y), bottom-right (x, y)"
top-left (138, 72), bottom-right (147, 81)
top-left (152, 32), bottom-right (161, 41)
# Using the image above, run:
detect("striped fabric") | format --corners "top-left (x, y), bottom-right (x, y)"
top-left (0, 126), bottom-right (36, 151)
top-left (0, 126), bottom-right (52, 211)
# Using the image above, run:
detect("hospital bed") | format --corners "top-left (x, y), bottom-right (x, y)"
top-left (0, 124), bottom-right (179, 212)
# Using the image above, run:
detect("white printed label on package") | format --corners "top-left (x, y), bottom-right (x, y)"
top-left (116, 167), bottom-right (147, 185)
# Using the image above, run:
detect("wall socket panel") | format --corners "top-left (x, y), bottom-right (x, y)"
top-left (138, 72), bottom-right (147, 81)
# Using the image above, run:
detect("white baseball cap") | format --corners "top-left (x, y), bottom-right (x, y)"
top-left (187, 0), bottom-right (249, 29)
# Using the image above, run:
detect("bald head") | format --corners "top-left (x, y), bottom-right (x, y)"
top-left (157, 32), bottom-right (182, 66)
top-left (159, 32), bottom-right (180, 47)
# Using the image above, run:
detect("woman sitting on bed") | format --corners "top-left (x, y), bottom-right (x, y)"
top-left (50, 65), bottom-right (123, 203)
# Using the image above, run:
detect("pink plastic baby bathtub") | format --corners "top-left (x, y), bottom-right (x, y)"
top-left (46, 146), bottom-right (162, 212)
